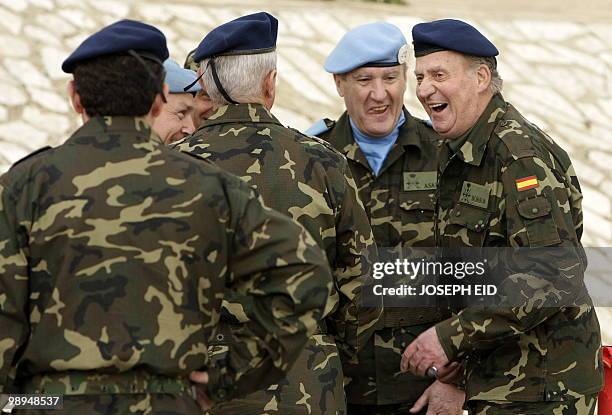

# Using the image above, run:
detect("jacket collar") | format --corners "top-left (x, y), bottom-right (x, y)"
top-left (328, 108), bottom-right (424, 174)
top-left (199, 103), bottom-right (283, 129)
top-left (446, 93), bottom-right (507, 167)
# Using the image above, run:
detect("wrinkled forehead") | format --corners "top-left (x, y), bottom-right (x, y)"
top-left (167, 92), bottom-right (195, 107)
top-left (346, 64), bottom-right (406, 78)
top-left (414, 50), bottom-right (470, 73)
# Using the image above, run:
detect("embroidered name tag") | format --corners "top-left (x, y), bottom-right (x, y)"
top-left (403, 172), bottom-right (437, 191)
top-left (459, 181), bottom-right (490, 209)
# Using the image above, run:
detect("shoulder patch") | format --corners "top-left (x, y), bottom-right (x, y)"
top-left (10, 146), bottom-right (52, 169)
top-left (304, 118), bottom-right (335, 137)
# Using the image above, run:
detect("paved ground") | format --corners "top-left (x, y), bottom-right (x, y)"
top-left (0, 0), bottom-right (610, 341)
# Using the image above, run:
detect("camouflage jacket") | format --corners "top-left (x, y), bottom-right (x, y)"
top-left (0, 116), bottom-right (332, 403)
top-left (318, 109), bottom-right (449, 405)
top-left (173, 103), bottom-right (379, 357)
top-left (433, 94), bottom-right (603, 402)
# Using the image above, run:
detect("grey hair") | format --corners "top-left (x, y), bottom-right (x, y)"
top-left (201, 51), bottom-right (277, 106)
top-left (467, 55), bottom-right (503, 95)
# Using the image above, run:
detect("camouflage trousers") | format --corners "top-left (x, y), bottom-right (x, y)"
top-left (466, 394), bottom-right (598, 415)
top-left (343, 322), bottom-right (434, 406)
top-left (13, 393), bottom-right (202, 415)
top-left (207, 334), bottom-right (346, 415)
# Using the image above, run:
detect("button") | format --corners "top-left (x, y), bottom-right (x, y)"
top-left (474, 224), bottom-right (481, 230)
top-left (216, 333), bottom-right (225, 341)
top-left (531, 208), bottom-right (539, 214)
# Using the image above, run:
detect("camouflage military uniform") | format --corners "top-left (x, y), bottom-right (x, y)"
top-left (0, 116), bottom-right (333, 413)
top-left (432, 94), bottom-right (603, 413)
top-left (173, 103), bottom-right (379, 415)
top-left (317, 109), bottom-right (450, 413)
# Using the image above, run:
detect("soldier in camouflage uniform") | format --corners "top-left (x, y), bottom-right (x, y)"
top-left (401, 19), bottom-right (603, 415)
top-left (0, 19), bottom-right (333, 414)
top-left (306, 22), bottom-right (462, 415)
top-left (173, 12), bottom-right (380, 415)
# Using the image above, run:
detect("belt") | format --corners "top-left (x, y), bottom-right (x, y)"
top-left (21, 370), bottom-right (196, 396)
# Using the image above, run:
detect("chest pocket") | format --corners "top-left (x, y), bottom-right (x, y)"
top-left (447, 203), bottom-right (491, 247)
top-left (516, 195), bottom-right (561, 247)
top-left (397, 191), bottom-right (436, 245)
top-left (399, 191), bottom-right (436, 213)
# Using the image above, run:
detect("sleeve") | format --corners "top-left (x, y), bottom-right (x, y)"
top-left (0, 178), bottom-right (30, 392)
top-left (328, 161), bottom-right (381, 361)
top-left (204, 182), bottom-right (333, 402)
top-left (436, 155), bottom-right (587, 361)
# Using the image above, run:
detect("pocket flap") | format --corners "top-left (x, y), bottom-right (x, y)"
top-left (517, 195), bottom-right (552, 219)
top-left (399, 191), bottom-right (436, 211)
top-left (448, 204), bottom-right (491, 232)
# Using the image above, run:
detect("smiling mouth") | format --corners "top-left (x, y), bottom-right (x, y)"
top-left (429, 103), bottom-right (448, 113)
top-left (369, 105), bottom-right (389, 115)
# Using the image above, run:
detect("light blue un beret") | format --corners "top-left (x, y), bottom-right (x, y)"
top-left (324, 22), bottom-right (408, 74)
top-left (163, 58), bottom-right (201, 94)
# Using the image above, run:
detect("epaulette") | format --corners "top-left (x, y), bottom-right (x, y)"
top-left (288, 126), bottom-right (344, 157)
top-left (9, 146), bottom-right (52, 170)
top-left (494, 119), bottom-right (537, 160)
top-left (304, 118), bottom-right (335, 137)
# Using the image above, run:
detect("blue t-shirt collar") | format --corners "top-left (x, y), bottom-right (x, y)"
top-left (350, 111), bottom-right (406, 176)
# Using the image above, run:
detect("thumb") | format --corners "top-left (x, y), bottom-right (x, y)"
top-left (409, 388), bottom-right (430, 413)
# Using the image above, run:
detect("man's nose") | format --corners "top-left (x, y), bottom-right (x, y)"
top-left (370, 78), bottom-right (387, 101)
top-left (182, 115), bottom-right (196, 135)
top-left (417, 78), bottom-right (435, 99)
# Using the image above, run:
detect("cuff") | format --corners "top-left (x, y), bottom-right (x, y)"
top-left (435, 315), bottom-right (467, 361)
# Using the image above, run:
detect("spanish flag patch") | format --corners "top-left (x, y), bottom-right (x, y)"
top-left (516, 175), bottom-right (539, 191)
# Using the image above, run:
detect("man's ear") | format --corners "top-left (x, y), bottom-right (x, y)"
top-left (67, 79), bottom-right (85, 115)
top-left (333, 74), bottom-right (345, 98)
top-left (262, 69), bottom-right (277, 110)
top-left (150, 83), bottom-right (169, 117)
top-left (476, 63), bottom-right (492, 94)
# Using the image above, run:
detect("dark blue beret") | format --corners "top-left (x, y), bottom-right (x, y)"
top-left (193, 12), bottom-right (278, 62)
top-left (412, 19), bottom-right (498, 58)
top-left (62, 19), bottom-right (169, 73)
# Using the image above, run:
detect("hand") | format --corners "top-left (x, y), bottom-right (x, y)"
top-left (189, 371), bottom-right (214, 411)
top-left (400, 326), bottom-right (449, 377)
top-left (409, 380), bottom-right (465, 415)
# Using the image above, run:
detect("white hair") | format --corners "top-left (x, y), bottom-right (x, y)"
top-left (467, 55), bottom-right (503, 95)
top-left (201, 51), bottom-right (277, 106)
